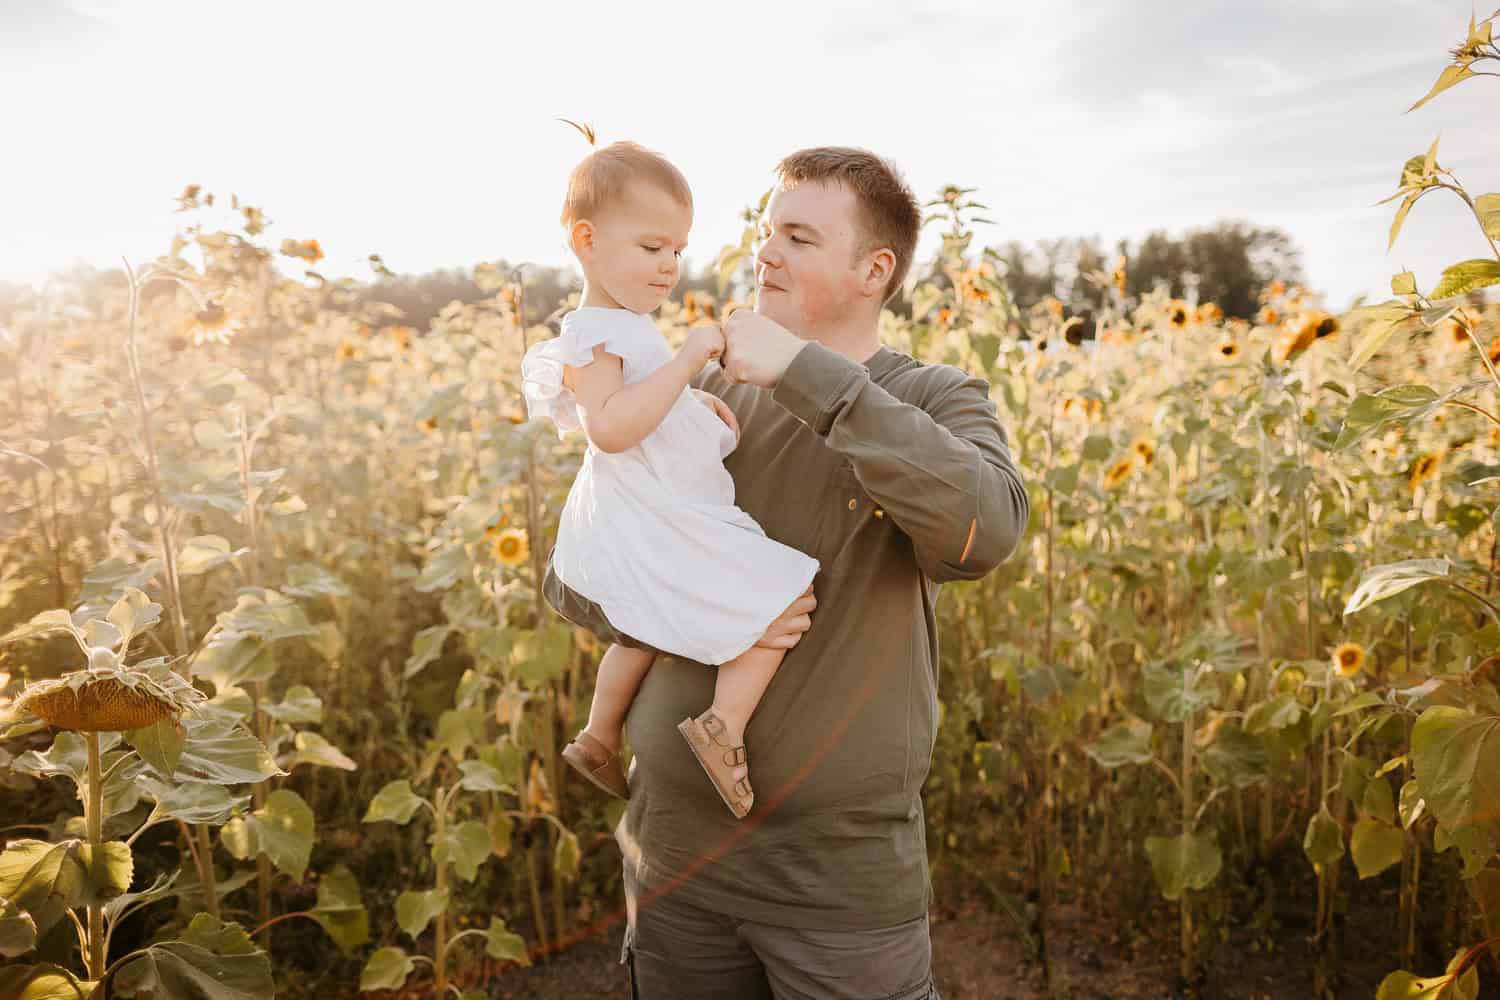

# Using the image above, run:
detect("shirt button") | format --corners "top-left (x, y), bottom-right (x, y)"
top-left (847, 498), bottom-right (857, 510)
top-left (873, 508), bottom-right (884, 518)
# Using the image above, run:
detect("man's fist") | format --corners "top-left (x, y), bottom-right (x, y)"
top-left (720, 308), bottom-right (807, 388)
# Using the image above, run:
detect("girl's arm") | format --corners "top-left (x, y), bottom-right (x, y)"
top-left (564, 325), bottom-right (724, 454)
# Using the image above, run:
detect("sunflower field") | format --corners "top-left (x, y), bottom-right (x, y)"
top-left (4, 10), bottom-right (1500, 1000)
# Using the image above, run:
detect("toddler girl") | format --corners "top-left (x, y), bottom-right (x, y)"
top-left (520, 138), bottom-right (819, 819)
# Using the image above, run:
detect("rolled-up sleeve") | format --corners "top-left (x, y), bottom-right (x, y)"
top-left (772, 341), bottom-right (1030, 583)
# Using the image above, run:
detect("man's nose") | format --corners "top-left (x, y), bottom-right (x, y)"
top-left (755, 242), bottom-right (782, 270)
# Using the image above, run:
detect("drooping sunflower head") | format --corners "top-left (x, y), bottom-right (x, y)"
top-left (1409, 452), bottom-right (1442, 491)
top-left (17, 664), bottom-right (202, 733)
top-left (1104, 457), bottom-right (1135, 489)
top-left (493, 528), bottom-right (529, 567)
top-left (1332, 642), bottom-right (1366, 679)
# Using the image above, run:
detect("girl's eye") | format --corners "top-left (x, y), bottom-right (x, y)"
top-left (643, 246), bottom-right (661, 252)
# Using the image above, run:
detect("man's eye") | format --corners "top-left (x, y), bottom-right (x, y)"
top-left (790, 236), bottom-right (810, 245)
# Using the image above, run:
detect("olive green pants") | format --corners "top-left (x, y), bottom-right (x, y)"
top-left (621, 865), bottom-right (942, 1000)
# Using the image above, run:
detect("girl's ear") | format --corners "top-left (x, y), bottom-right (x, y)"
top-left (570, 219), bottom-right (595, 255)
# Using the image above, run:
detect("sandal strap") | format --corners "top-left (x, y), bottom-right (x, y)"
top-left (723, 746), bottom-right (747, 767)
top-left (701, 712), bottom-right (727, 740)
top-left (734, 777), bottom-right (752, 798)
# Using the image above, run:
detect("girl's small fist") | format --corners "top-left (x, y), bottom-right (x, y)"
top-left (682, 324), bottom-right (725, 368)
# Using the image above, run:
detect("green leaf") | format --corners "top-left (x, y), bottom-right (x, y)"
top-left (0, 900), bottom-right (37, 957)
top-left (106, 587), bottom-right (161, 645)
top-left (1431, 259), bottom-right (1500, 300)
top-left (1351, 817), bottom-right (1404, 879)
top-left (1409, 63), bottom-right (1477, 112)
top-left (0, 964), bottom-right (96, 1000)
top-left (396, 887), bottom-right (450, 940)
top-left (280, 731), bottom-right (356, 772)
top-left (432, 820), bottom-right (492, 883)
top-left (489, 812), bottom-right (514, 859)
top-left (1334, 384), bottom-right (1439, 450)
top-left (1411, 706), bottom-right (1500, 830)
top-left (510, 625), bottom-right (574, 686)
top-left (1392, 271), bottom-right (1418, 296)
top-left (0, 839), bottom-right (133, 937)
top-left (1476, 193), bottom-right (1500, 242)
top-left (167, 717), bottom-right (282, 785)
top-left (1389, 192), bottom-right (1420, 251)
top-left (360, 947), bottom-right (416, 991)
top-left (458, 759), bottom-right (513, 793)
top-left (432, 707), bottom-right (487, 761)
top-left (483, 916), bottom-right (529, 964)
top-left (1244, 693), bottom-right (1302, 734)
top-left (1400, 780), bottom-right (1427, 830)
top-left (553, 827), bottom-right (581, 882)
top-left (1083, 718), bottom-right (1154, 768)
top-left (1143, 831), bottom-right (1221, 901)
top-left (1344, 559), bottom-right (1451, 617)
top-left (1346, 299), bottom-right (1424, 371)
top-left (260, 685), bottom-right (322, 724)
top-left (404, 625), bottom-right (454, 679)
top-left (310, 864), bottom-right (369, 953)
top-left (1142, 661), bottom-right (1214, 723)
top-left (1303, 806), bottom-right (1345, 867)
top-left (138, 777), bottom-right (250, 825)
top-left (364, 779), bottom-right (426, 825)
top-left (220, 789), bottom-right (315, 881)
top-left (126, 719), bottom-right (185, 780)
top-left (176, 535), bottom-right (246, 576)
top-left (1364, 776), bottom-right (1397, 825)
top-left (415, 546), bottom-right (468, 593)
top-left (1202, 725), bottom-right (1270, 789)
top-left (114, 914), bottom-right (274, 1000)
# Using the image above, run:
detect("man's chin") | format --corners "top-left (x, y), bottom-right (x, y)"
top-left (755, 296), bottom-right (803, 333)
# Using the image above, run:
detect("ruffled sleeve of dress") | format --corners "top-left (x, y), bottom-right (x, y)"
top-left (520, 308), bottom-right (637, 438)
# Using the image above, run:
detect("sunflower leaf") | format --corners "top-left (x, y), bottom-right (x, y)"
top-left (1431, 259), bottom-right (1500, 300)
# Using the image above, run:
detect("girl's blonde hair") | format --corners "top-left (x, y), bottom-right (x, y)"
top-left (559, 138), bottom-right (693, 230)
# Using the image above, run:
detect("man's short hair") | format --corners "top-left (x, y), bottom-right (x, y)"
top-left (774, 147), bottom-right (922, 305)
top-left (560, 140), bottom-right (693, 230)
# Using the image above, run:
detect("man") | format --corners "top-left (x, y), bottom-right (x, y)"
top-left (544, 146), bottom-right (1030, 999)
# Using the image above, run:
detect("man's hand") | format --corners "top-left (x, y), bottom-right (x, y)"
top-left (720, 308), bottom-right (806, 388)
top-left (754, 584), bottom-right (816, 650)
top-left (690, 388), bottom-right (739, 443)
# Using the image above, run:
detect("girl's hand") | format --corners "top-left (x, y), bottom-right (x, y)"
top-left (755, 585), bottom-right (816, 650)
top-left (691, 388), bottom-right (739, 444)
top-left (680, 322), bottom-right (726, 370)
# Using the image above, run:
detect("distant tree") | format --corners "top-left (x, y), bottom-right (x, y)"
top-left (1126, 221), bottom-right (1302, 319)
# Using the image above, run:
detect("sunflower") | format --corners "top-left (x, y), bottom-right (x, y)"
top-left (389, 326), bottom-right (414, 350)
top-left (1166, 301), bottom-right (1190, 328)
top-left (1438, 308), bottom-right (1479, 350)
top-left (683, 292), bottom-right (699, 324)
top-left (184, 302), bottom-right (236, 347)
top-left (336, 339), bottom-right (359, 362)
top-left (1043, 297), bottom-right (1064, 319)
top-left (937, 307), bottom-right (953, 328)
top-left (1264, 279), bottom-right (1286, 300)
top-left (418, 417), bottom-right (439, 434)
top-left (1273, 318), bottom-right (1319, 364)
top-left (1103, 457), bottom-right (1134, 489)
top-left (1197, 302), bottom-right (1224, 324)
top-left (493, 528), bottom-right (529, 567)
top-left (1332, 642), bottom-right (1366, 679)
top-left (1258, 305), bottom-right (1281, 327)
top-left (1131, 439), bottom-right (1156, 465)
top-left (1409, 452), bottom-right (1441, 491)
top-left (1309, 311), bottom-right (1339, 340)
top-left (1216, 340), bottom-right (1239, 360)
top-left (17, 666), bottom-right (202, 733)
top-left (1111, 256), bottom-right (1127, 294)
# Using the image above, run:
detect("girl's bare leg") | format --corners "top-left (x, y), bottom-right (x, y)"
top-left (710, 644), bottom-right (786, 787)
top-left (582, 644), bottom-right (655, 754)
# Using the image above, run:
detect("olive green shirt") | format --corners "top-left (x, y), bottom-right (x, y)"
top-left (543, 339), bottom-right (1029, 930)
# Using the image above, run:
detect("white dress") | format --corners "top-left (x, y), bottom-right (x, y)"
top-left (520, 306), bottom-right (820, 665)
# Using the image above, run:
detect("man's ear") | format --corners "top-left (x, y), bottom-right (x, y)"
top-left (570, 219), bottom-right (595, 255)
top-left (861, 248), bottom-right (896, 299)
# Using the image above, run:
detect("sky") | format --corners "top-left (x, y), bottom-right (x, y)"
top-left (4, 0), bottom-right (1498, 310)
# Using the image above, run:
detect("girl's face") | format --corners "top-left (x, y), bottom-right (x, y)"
top-left (575, 180), bottom-right (692, 315)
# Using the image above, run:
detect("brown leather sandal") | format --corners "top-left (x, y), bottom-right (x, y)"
top-left (677, 709), bottom-right (753, 819)
top-left (561, 730), bottom-right (629, 800)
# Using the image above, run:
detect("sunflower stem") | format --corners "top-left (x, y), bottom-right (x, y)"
top-left (85, 731), bottom-right (105, 979)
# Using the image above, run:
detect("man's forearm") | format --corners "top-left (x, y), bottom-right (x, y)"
top-left (772, 341), bottom-right (1030, 582)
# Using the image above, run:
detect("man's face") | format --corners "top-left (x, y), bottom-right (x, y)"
top-left (754, 180), bottom-right (869, 334)
top-left (583, 180), bottom-right (692, 315)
